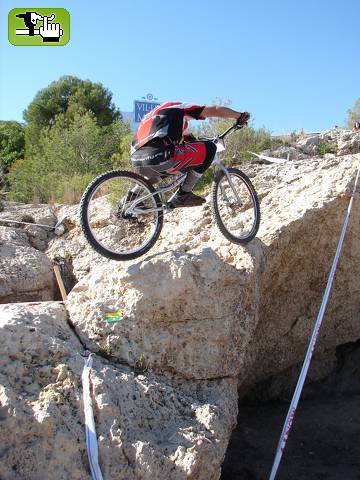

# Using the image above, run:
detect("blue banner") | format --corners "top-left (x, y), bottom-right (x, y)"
top-left (134, 100), bottom-right (160, 123)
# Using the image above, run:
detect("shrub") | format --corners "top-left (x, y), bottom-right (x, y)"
top-left (193, 119), bottom-right (278, 192)
top-left (0, 121), bottom-right (25, 175)
top-left (9, 111), bottom-right (130, 203)
top-left (318, 141), bottom-right (337, 155)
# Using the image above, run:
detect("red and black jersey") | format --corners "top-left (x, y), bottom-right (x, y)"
top-left (131, 102), bottom-right (205, 153)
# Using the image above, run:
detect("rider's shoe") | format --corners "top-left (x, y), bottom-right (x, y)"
top-left (169, 190), bottom-right (206, 208)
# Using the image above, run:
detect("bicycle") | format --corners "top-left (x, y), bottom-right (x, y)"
top-left (79, 122), bottom-right (260, 261)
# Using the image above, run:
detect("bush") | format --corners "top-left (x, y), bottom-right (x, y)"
top-left (196, 118), bottom-right (278, 163)
top-left (194, 168), bottom-right (215, 196)
top-left (0, 121), bottom-right (25, 174)
top-left (9, 111), bottom-right (131, 203)
top-left (111, 131), bottom-right (133, 169)
top-left (193, 119), bottom-right (278, 192)
top-left (52, 173), bottom-right (97, 204)
top-left (318, 141), bottom-right (337, 155)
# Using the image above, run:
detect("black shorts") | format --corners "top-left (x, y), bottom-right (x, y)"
top-left (131, 138), bottom-right (216, 179)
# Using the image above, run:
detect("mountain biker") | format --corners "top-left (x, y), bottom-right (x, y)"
top-left (131, 102), bottom-right (250, 207)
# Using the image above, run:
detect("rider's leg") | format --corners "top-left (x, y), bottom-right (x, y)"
top-left (169, 141), bottom-right (216, 207)
top-left (180, 142), bottom-right (216, 191)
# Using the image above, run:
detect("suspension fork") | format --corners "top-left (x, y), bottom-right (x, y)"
top-left (212, 155), bottom-right (243, 205)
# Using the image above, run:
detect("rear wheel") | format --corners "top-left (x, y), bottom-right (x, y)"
top-left (80, 170), bottom-right (163, 260)
top-left (211, 167), bottom-right (260, 243)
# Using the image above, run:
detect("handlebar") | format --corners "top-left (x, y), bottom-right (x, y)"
top-left (196, 122), bottom-right (247, 143)
top-left (218, 122), bottom-right (246, 140)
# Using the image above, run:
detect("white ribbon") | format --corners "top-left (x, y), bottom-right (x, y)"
top-left (248, 151), bottom-right (290, 164)
top-left (81, 354), bottom-right (104, 480)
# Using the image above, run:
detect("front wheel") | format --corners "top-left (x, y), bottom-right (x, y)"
top-left (80, 170), bottom-right (163, 261)
top-left (211, 167), bottom-right (260, 243)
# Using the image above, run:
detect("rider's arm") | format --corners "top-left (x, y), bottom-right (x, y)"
top-left (201, 106), bottom-right (242, 119)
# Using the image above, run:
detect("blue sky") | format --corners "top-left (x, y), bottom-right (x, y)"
top-left (1, 0), bottom-right (359, 133)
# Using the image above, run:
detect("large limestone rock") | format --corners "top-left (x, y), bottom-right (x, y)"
top-left (0, 201), bottom-right (107, 301)
top-left (260, 145), bottom-right (306, 161)
top-left (0, 202), bottom-right (60, 303)
top-left (0, 202), bottom-right (58, 252)
top-left (0, 302), bottom-right (238, 480)
top-left (295, 134), bottom-right (320, 154)
top-left (243, 153), bottom-right (360, 389)
top-left (67, 247), bottom-right (258, 379)
top-left (0, 201), bottom-right (58, 228)
top-left (261, 128), bottom-right (360, 161)
top-left (0, 226), bottom-right (54, 303)
top-left (46, 127), bottom-right (360, 281)
top-left (337, 130), bottom-right (360, 155)
top-left (66, 155), bottom-right (360, 391)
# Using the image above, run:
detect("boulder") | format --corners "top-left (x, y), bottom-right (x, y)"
top-left (67, 247), bottom-right (259, 379)
top-left (24, 224), bottom-right (49, 251)
top-left (311, 128), bottom-right (360, 156)
top-left (0, 201), bottom-right (58, 228)
top-left (337, 130), bottom-right (360, 155)
top-left (0, 201), bottom-right (114, 283)
top-left (0, 302), bottom-right (238, 480)
top-left (295, 135), bottom-right (320, 154)
top-left (0, 201), bottom-right (58, 252)
top-left (261, 145), bottom-right (305, 161)
top-left (0, 226), bottom-right (54, 303)
top-left (239, 155), bottom-right (360, 389)
top-left (66, 154), bottom-right (360, 391)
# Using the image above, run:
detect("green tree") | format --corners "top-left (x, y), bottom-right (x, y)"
top-left (347, 98), bottom-right (360, 128)
top-left (23, 76), bottom-right (121, 130)
top-left (9, 111), bottom-right (130, 203)
top-left (23, 76), bottom-right (123, 157)
top-left (0, 121), bottom-right (25, 173)
top-left (111, 130), bottom-right (133, 168)
top-left (40, 111), bottom-right (127, 173)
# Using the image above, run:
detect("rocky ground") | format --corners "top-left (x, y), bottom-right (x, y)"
top-left (1, 128), bottom-right (360, 479)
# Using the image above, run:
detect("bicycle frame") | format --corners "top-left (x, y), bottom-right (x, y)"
top-left (124, 172), bottom-right (187, 215)
top-left (125, 122), bottom-right (244, 215)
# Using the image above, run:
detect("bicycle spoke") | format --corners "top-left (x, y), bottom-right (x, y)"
top-left (212, 168), bottom-right (260, 243)
top-left (218, 178), bottom-right (254, 234)
top-left (81, 171), bottom-right (163, 259)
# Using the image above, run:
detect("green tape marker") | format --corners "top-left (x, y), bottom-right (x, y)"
top-left (103, 310), bottom-right (124, 323)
